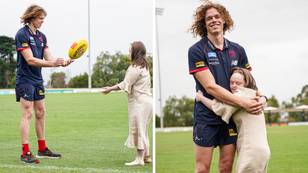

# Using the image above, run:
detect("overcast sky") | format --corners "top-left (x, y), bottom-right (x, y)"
top-left (154, 0), bottom-right (308, 115)
top-left (0, 0), bottom-right (153, 84)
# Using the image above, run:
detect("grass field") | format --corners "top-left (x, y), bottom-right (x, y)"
top-left (156, 125), bottom-right (308, 173)
top-left (0, 92), bottom-right (152, 173)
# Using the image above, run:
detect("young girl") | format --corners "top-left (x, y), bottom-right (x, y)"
top-left (102, 41), bottom-right (152, 166)
top-left (196, 67), bottom-right (270, 173)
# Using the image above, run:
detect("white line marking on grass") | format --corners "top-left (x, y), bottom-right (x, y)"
top-left (156, 127), bottom-right (192, 133)
top-left (0, 164), bottom-right (149, 173)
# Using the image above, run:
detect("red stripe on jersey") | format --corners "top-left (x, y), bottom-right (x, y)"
top-left (189, 67), bottom-right (209, 74)
top-left (17, 47), bottom-right (29, 51)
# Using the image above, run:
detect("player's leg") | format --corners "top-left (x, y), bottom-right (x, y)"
top-left (218, 122), bottom-right (237, 173)
top-left (34, 99), bottom-right (46, 149)
top-left (20, 98), bottom-right (34, 151)
top-left (17, 83), bottom-right (40, 164)
top-left (193, 123), bottom-right (220, 173)
top-left (33, 85), bottom-right (61, 159)
top-left (219, 144), bottom-right (236, 173)
top-left (195, 145), bottom-right (214, 173)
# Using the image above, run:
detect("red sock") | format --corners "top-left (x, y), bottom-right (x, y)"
top-left (22, 143), bottom-right (30, 156)
top-left (38, 140), bottom-right (46, 152)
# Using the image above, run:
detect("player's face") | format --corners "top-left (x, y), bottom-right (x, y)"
top-left (32, 14), bottom-right (45, 29)
top-left (205, 8), bottom-right (225, 35)
top-left (230, 72), bottom-right (245, 93)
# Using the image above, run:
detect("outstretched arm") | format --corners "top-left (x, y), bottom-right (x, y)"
top-left (21, 48), bottom-right (64, 67)
top-left (44, 48), bottom-right (74, 67)
top-left (101, 85), bottom-right (121, 94)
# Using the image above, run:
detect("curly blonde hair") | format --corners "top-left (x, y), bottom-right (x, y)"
top-left (190, 1), bottom-right (234, 38)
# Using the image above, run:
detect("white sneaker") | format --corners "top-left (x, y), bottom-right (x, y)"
top-left (125, 159), bottom-right (145, 166)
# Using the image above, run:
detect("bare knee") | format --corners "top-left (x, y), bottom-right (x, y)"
top-left (219, 157), bottom-right (233, 173)
top-left (22, 106), bottom-right (33, 120)
top-left (35, 107), bottom-right (45, 119)
top-left (196, 162), bottom-right (210, 173)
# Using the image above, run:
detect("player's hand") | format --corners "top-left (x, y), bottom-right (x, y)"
top-left (54, 58), bottom-right (65, 67)
top-left (241, 97), bottom-right (263, 115)
top-left (62, 59), bottom-right (74, 67)
top-left (101, 87), bottom-right (112, 94)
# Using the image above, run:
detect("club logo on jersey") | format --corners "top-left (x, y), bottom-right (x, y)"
top-left (229, 128), bottom-right (237, 136)
top-left (207, 52), bottom-right (217, 58)
top-left (231, 60), bottom-right (238, 66)
top-left (22, 43), bottom-right (29, 47)
top-left (195, 61), bottom-right (205, 68)
top-left (228, 50), bottom-right (236, 58)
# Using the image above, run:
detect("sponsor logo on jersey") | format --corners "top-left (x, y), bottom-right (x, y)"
top-left (207, 52), bottom-right (217, 58)
top-left (195, 61), bottom-right (205, 68)
top-left (22, 43), bottom-right (29, 47)
top-left (231, 60), bottom-right (238, 66)
top-left (38, 89), bottom-right (44, 96)
top-left (229, 128), bottom-right (237, 136)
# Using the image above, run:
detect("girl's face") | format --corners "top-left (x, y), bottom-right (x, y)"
top-left (230, 72), bottom-right (245, 93)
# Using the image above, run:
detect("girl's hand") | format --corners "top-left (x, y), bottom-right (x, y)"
top-left (101, 87), bottom-right (112, 94)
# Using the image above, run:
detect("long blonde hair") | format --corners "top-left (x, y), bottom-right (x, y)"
top-left (21, 5), bottom-right (47, 25)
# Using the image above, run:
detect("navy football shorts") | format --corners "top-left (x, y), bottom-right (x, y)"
top-left (15, 83), bottom-right (45, 102)
top-left (193, 121), bottom-right (237, 147)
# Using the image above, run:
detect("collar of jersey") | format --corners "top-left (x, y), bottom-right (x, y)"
top-left (205, 37), bottom-right (229, 51)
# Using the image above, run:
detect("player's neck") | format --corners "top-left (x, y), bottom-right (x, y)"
top-left (207, 33), bottom-right (224, 50)
top-left (28, 24), bottom-right (38, 35)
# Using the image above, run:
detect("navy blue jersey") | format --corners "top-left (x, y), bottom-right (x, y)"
top-left (15, 25), bottom-right (48, 85)
top-left (188, 37), bottom-right (251, 124)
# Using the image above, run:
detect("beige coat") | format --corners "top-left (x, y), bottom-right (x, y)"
top-left (212, 87), bottom-right (270, 173)
top-left (117, 65), bottom-right (152, 150)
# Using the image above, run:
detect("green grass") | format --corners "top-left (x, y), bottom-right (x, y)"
top-left (156, 125), bottom-right (308, 173)
top-left (0, 93), bottom-right (152, 173)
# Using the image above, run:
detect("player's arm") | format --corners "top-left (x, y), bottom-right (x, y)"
top-left (194, 69), bottom-right (262, 113)
top-left (21, 48), bottom-right (64, 67)
top-left (44, 48), bottom-right (73, 67)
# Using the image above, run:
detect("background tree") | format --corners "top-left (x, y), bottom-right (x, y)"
top-left (265, 95), bottom-right (280, 123)
top-left (50, 72), bottom-right (66, 88)
top-left (282, 85), bottom-right (308, 122)
top-left (0, 36), bottom-right (16, 88)
top-left (92, 51), bottom-right (130, 87)
top-left (68, 72), bottom-right (88, 88)
top-left (163, 96), bottom-right (194, 127)
top-left (92, 51), bottom-right (153, 87)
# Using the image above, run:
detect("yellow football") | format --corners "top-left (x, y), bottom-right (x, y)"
top-left (68, 39), bottom-right (88, 59)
